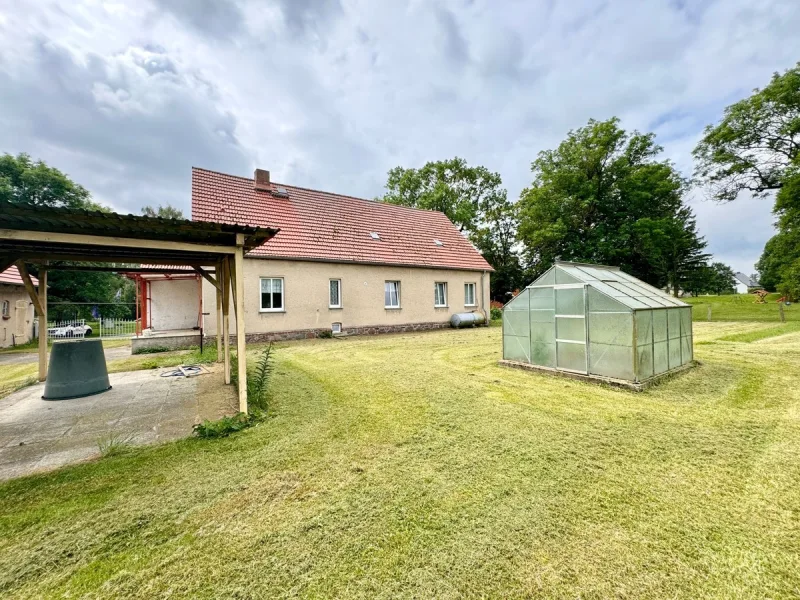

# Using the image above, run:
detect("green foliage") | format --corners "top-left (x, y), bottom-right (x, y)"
top-left (518, 118), bottom-right (707, 290)
top-left (318, 329), bottom-right (333, 339)
top-left (490, 307), bottom-right (503, 321)
top-left (0, 152), bottom-right (96, 208)
top-left (97, 433), bottom-right (133, 458)
top-left (684, 262), bottom-right (737, 296)
top-left (231, 343), bottom-right (276, 413)
top-left (132, 346), bottom-right (172, 355)
top-left (693, 63), bottom-right (800, 202)
top-left (141, 204), bottom-right (184, 219)
top-left (193, 412), bottom-right (258, 439)
top-left (471, 194), bottom-right (525, 301)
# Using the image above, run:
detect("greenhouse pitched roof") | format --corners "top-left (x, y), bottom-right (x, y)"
top-left (537, 261), bottom-right (689, 310)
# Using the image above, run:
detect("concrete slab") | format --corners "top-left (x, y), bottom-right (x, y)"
top-left (0, 365), bottom-right (236, 481)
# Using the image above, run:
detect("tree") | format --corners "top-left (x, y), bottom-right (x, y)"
top-left (379, 157), bottom-right (504, 232)
top-left (708, 262), bottom-right (737, 295)
top-left (756, 168), bottom-right (800, 298)
top-left (0, 152), bottom-right (97, 209)
top-left (142, 204), bottom-right (184, 219)
top-left (517, 118), bottom-right (704, 289)
top-left (693, 63), bottom-right (800, 202)
top-left (470, 192), bottom-right (525, 301)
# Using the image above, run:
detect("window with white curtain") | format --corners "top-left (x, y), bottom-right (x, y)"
top-left (434, 282), bottom-right (448, 307)
top-left (464, 282), bottom-right (476, 306)
top-left (260, 277), bottom-right (284, 311)
top-left (385, 281), bottom-right (400, 308)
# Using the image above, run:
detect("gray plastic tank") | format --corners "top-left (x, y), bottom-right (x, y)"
top-left (450, 312), bottom-right (486, 328)
top-left (43, 338), bottom-right (112, 400)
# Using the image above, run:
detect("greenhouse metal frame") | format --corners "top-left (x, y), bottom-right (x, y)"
top-left (502, 261), bottom-right (693, 385)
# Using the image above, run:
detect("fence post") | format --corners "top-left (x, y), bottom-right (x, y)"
top-left (779, 302), bottom-right (786, 323)
top-left (707, 305), bottom-right (712, 322)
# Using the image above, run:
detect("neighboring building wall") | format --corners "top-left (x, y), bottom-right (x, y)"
top-left (201, 258), bottom-right (490, 338)
top-left (149, 278), bottom-right (200, 331)
top-left (735, 281), bottom-right (748, 295)
top-left (0, 284), bottom-right (35, 348)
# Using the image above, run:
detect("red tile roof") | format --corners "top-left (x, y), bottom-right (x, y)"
top-left (191, 168), bottom-right (493, 272)
top-left (0, 265), bottom-right (38, 287)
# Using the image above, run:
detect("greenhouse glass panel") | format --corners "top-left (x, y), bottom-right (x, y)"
top-left (653, 341), bottom-right (669, 374)
top-left (503, 335), bottom-right (530, 363)
top-left (530, 319), bottom-right (554, 344)
top-left (653, 310), bottom-right (668, 343)
top-left (555, 266), bottom-right (582, 284)
top-left (635, 311), bottom-right (653, 346)
top-left (504, 288), bottom-right (529, 311)
top-left (589, 343), bottom-right (634, 380)
top-left (668, 337), bottom-right (681, 370)
top-left (530, 309), bottom-right (555, 323)
top-left (536, 268), bottom-right (555, 286)
top-left (637, 343), bottom-right (654, 380)
top-left (556, 287), bottom-right (585, 315)
top-left (681, 335), bottom-right (692, 364)
top-left (668, 309), bottom-right (681, 339)
top-left (504, 309), bottom-right (530, 339)
top-left (587, 287), bottom-right (627, 313)
top-left (556, 317), bottom-right (585, 342)
top-left (680, 308), bottom-right (691, 336)
top-left (531, 342), bottom-right (556, 368)
top-left (530, 286), bottom-right (554, 309)
top-left (557, 342), bottom-right (586, 372)
top-left (588, 312), bottom-right (632, 345)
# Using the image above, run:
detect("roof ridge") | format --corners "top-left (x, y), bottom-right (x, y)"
top-left (192, 166), bottom-right (450, 219)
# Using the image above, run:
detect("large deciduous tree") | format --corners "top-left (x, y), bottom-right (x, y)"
top-left (379, 157), bottom-right (523, 299)
top-left (693, 63), bottom-right (800, 202)
top-left (0, 152), bottom-right (97, 209)
top-left (517, 118), bottom-right (707, 291)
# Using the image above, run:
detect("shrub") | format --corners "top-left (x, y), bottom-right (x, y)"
top-left (490, 307), bottom-right (502, 321)
top-left (193, 413), bottom-right (257, 439)
top-left (318, 329), bottom-right (333, 339)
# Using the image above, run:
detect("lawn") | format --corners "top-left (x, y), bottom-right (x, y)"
top-left (684, 293), bottom-right (797, 322)
top-left (1, 323), bottom-right (799, 598)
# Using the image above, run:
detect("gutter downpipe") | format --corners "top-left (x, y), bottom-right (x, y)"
top-left (481, 270), bottom-right (489, 326)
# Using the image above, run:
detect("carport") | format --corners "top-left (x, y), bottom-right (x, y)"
top-left (0, 200), bottom-right (278, 413)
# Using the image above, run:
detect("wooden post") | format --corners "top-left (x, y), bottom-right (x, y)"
top-left (779, 302), bottom-right (786, 323)
top-left (707, 305), bottom-right (712, 322)
top-left (234, 237), bottom-right (247, 413)
top-left (216, 261), bottom-right (223, 363)
top-left (222, 257), bottom-right (231, 385)
top-left (38, 267), bottom-right (47, 381)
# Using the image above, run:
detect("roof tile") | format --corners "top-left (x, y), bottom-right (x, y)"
top-left (0, 265), bottom-right (39, 287)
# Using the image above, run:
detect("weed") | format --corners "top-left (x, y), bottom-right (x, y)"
top-left (193, 412), bottom-right (258, 439)
top-left (97, 433), bottom-right (133, 458)
top-left (132, 346), bottom-right (171, 355)
top-left (231, 343), bottom-right (276, 413)
top-left (318, 329), bottom-right (333, 339)
top-left (490, 307), bottom-right (502, 321)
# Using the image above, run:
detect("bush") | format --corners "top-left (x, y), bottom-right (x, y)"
top-left (193, 413), bottom-right (257, 439)
top-left (318, 329), bottom-right (333, 339)
top-left (490, 307), bottom-right (502, 321)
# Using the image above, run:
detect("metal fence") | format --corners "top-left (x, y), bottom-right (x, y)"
top-left (42, 317), bottom-right (138, 340)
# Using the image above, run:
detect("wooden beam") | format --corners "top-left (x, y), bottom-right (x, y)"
top-left (15, 261), bottom-right (44, 316)
top-left (43, 265), bottom-right (216, 274)
top-left (193, 266), bottom-right (221, 291)
top-left (0, 229), bottom-right (237, 255)
top-left (234, 246), bottom-right (247, 413)
top-left (5, 252), bottom-right (220, 265)
top-left (222, 257), bottom-right (231, 385)
top-left (229, 254), bottom-right (238, 320)
top-left (38, 268), bottom-right (47, 381)
top-left (216, 260), bottom-right (222, 363)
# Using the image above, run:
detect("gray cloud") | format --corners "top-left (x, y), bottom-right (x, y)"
top-left (150, 0), bottom-right (244, 40)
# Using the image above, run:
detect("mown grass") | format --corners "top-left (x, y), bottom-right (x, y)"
top-left (0, 337), bottom-right (131, 355)
top-left (1, 324), bottom-right (799, 598)
top-left (684, 293), bottom-right (797, 322)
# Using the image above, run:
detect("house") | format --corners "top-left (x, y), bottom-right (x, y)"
top-left (734, 272), bottom-right (760, 295)
top-left (183, 167), bottom-right (492, 341)
top-left (0, 265), bottom-right (38, 348)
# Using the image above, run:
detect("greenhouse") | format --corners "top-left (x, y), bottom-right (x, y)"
top-left (502, 261), bottom-right (693, 386)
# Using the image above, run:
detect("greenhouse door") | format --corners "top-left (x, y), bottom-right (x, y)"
top-left (554, 284), bottom-right (588, 373)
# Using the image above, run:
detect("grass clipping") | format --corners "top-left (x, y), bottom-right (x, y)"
top-left (193, 343), bottom-right (275, 439)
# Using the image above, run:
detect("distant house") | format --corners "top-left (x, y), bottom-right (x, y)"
top-left (0, 266), bottom-right (38, 348)
top-left (734, 272), bottom-right (760, 295)
top-left (146, 168), bottom-right (493, 342)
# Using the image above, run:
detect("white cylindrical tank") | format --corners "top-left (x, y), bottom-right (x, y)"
top-left (450, 312), bottom-right (486, 328)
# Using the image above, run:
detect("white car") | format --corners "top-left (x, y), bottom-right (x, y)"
top-left (48, 324), bottom-right (93, 338)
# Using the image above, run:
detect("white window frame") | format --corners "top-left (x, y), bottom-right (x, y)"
top-left (464, 282), bottom-right (476, 307)
top-left (385, 281), bottom-right (401, 309)
top-left (434, 282), bottom-right (448, 307)
top-left (329, 278), bottom-right (342, 309)
top-left (259, 277), bottom-right (285, 312)
top-left (1, 300), bottom-right (9, 318)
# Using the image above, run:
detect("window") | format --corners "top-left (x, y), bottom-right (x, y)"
top-left (465, 282), bottom-right (476, 306)
top-left (332, 322), bottom-right (342, 334)
top-left (260, 277), bottom-right (284, 311)
top-left (385, 281), bottom-right (400, 308)
top-left (434, 282), bottom-right (448, 307)
top-left (329, 279), bottom-right (342, 308)
top-left (1, 300), bottom-right (9, 318)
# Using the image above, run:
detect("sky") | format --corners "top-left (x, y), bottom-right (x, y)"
top-left (1, 0), bottom-right (799, 276)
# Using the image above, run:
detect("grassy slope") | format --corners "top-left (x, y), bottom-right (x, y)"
top-left (684, 293), bottom-right (797, 322)
top-left (1, 325), bottom-right (799, 598)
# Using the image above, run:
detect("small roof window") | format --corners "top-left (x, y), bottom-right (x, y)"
top-left (370, 232), bottom-right (381, 240)
top-left (434, 239), bottom-right (443, 246)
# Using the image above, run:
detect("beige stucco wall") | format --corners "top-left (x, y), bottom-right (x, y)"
top-left (150, 278), bottom-right (201, 331)
top-left (201, 258), bottom-right (490, 335)
top-left (0, 284), bottom-right (35, 348)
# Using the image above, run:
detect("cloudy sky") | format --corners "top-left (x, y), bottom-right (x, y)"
top-left (1, 0), bottom-right (799, 274)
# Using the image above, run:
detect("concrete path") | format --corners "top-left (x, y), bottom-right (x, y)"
top-left (0, 366), bottom-right (236, 481)
top-left (0, 345), bottom-right (131, 366)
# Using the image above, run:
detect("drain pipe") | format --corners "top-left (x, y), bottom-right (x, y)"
top-left (480, 270), bottom-right (489, 325)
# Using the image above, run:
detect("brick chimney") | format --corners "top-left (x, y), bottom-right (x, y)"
top-left (254, 168), bottom-right (270, 191)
